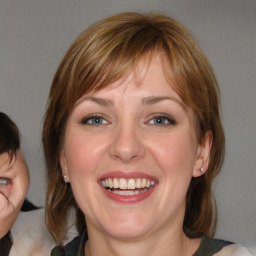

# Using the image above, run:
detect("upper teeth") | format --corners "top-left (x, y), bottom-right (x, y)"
top-left (101, 178), bottom-right (155, 190)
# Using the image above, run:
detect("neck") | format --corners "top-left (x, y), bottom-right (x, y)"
top-left (85, 224), bottom-right (200, 256)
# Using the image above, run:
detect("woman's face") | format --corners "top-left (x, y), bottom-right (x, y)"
top-left (0, 150), bottom-right (30, 238)
top-left (61, 53), bottom-right (211, 240)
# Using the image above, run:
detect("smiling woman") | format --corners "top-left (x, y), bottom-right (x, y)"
top-left (42, 12), bottom-right (254, 256)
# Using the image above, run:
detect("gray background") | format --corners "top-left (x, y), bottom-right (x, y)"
top-left (0, 0), bottom-right (255, 247)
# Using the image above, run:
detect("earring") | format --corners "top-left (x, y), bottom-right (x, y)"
top-left (200, 167), bottom-right (204, 173)
top-left (63, 175), bottom-right (67, 183)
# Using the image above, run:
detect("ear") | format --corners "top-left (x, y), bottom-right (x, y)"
top-left (60, 148), bottom-right (70, 183)
top-left (192, 131), bottom-right (212, 178)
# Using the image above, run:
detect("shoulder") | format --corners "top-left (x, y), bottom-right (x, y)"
top-left (51, 236), bottom-right (81, 256)
top-left (194, 237), bottom-right (256, 256)
top-left (9, 209), bottom-right (55, 256)
top-left (51, 228), bottom-right (87, 256)
top-left (193, 237), bottom-right (234, 256)
top-left (215, 244), bottom-right (256, 256)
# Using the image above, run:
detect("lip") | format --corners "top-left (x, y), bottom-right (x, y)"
top-left (98, 171), bottom-right (158, 204)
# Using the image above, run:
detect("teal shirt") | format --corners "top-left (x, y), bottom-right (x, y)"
top-left (51, 229), bottom-right (233, 256)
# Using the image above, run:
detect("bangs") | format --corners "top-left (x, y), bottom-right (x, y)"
top-left (64, 16), bottom-right (167, 111)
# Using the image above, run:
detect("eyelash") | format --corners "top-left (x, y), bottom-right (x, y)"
top-left (80, 115), bottom-right (108, 126)
top-left (147, 114), bottom-right (176, 126)
top-left (80, 114), bottom-right (176, 126)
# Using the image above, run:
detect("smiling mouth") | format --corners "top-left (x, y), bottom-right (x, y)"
top-left (101, 178), bottom-right (155, 195)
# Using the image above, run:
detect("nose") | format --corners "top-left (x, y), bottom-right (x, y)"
top-left (109, 123), bottom-right (145, 163)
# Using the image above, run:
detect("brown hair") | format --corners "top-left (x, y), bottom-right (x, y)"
top-left (43, 12), bottom-right (224, 243)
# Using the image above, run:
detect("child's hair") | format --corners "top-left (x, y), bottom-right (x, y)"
top-left (0, 112), bottom-right (20, 161)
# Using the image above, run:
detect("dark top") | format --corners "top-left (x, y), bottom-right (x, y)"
top-left (0, 232), bottom-right (12, 256)
top-left (51, 229), bottom-right (234, 256)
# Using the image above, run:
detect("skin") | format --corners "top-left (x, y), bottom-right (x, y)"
top-left (0, 150), bottom-right (30, 238)
top-left (60, 53), bottom-right (212, 256)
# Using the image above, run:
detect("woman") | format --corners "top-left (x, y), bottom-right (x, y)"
top-left (0, 112), bottom-right (54, 255)
top-left (43, 12), bottom-right (254, 255)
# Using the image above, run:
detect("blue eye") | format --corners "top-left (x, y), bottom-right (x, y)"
top-left (148, 115), bottom-right (176, 126)
top-left (81, 115), bottom-right (108, 125)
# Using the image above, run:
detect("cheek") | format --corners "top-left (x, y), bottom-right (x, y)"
top-left (8, 163), bottom-right (30, 210)
top-left (148, 133), bottom-right (197, 174)
top-left (147, 133), bottom-right (197, 215)
top-left (19, 166), bottom-right (30, 194)
top-left (65, 132), bottom-right (107, 178)
top-left (9, 177), bottom-right (29, 211)
top-left (64, 133), bottom-right (108, 217)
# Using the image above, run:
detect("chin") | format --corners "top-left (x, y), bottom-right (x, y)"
top-left (106, 226), bottom-right (150, 241)
top-left (100, 214), bottom-right (154, 240)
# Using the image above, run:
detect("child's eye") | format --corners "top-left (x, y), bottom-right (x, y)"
top-left (81, 115), bottom-right (108, 125)
top-left (148, 115), bottom-right (176, 126)
top-left (0, 178), bottom-right (11, 186)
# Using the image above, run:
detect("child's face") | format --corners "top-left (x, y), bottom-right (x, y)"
top-left (0, 150), bottom-right (30, 238)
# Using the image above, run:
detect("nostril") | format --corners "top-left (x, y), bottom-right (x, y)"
top-left (109, 132), bottom-right (145, 163)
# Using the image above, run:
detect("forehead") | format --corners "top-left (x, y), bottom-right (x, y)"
top-left (75, 52), bottom-right (181, 104)
top-left (0, 152), bottom-right (10, 166)
top-left (0, 152), bottom-right (16, 172)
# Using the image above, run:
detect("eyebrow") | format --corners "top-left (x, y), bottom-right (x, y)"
top-left (79, 95), bottom-right (186, 109)
top-left (141, 96), bottom-right (186, 109)
top-left (80, 96), bottom-right (114, 107)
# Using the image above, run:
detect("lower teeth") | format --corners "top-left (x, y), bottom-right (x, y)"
top-left (108, 188), bottom-right (149, 195)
